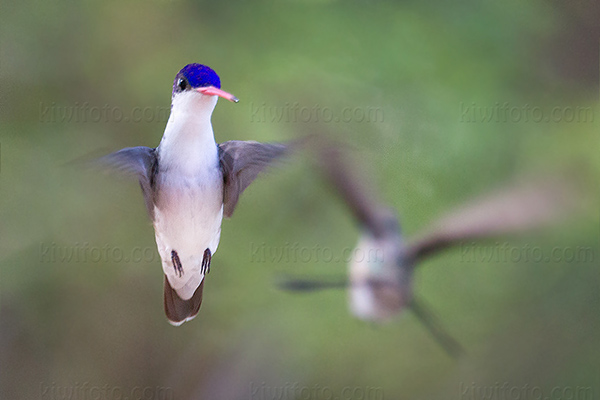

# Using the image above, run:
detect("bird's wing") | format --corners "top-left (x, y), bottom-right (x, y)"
top-left (276, 275), bottom-right (463, 357)
top-left (405, 178), bottom-right (576, 262)
top-left (97, 146), bottom-right (157, 219)
top-left (317, 144), bottom-right (395, 238)
top-left (275, 275), bottom-right (348, 292)
top-left (218, 140), bottom-right (288, 218)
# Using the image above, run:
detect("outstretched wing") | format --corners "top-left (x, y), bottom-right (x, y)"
top-left (405, 178), bottom-right (576, 262)
top-left (275, 275), bottom-right (463, 357)
top-left (275, 274), bottom-right (348, 292)
top-left (97, 146), bottom-right (158, 219)
top-left (218, 140), bottom-right (288, 218)
top-left (316, 144), bottom-right (397, 238)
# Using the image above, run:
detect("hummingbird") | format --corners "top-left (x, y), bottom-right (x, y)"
top-left (101, 63), bottom-right (289, 326)
top-left (280, 139), bottom-right (575, 356)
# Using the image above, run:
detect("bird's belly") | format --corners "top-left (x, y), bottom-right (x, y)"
top-left (348, 235), bottom-right (409, 322)
top-left (154, 185), bottom-right (223, 251)
top-left (153, 175), bottom-right (223, 297)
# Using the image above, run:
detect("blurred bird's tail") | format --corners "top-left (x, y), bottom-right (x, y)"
top-left (410, 297), bottom-right (464, 358)
top-left (163, 276), bottom-right (204, 326)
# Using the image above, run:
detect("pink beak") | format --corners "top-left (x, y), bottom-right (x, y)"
top-left (197, 86), bottom-right (239, 103)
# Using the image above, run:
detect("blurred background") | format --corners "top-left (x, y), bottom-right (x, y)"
top-left (1, 1), bottom-right (599, 399)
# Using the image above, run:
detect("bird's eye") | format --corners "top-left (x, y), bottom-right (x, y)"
top-left (177, 78), bottom-right (188, 91)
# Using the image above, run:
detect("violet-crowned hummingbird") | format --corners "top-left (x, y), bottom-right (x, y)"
top-left (280, 139), bottom-right (576, 356)
top-left (101, 64), bottom-right (289, 326)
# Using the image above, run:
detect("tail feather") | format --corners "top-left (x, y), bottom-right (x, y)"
top-left (163, 276), bottom-right (204, 326)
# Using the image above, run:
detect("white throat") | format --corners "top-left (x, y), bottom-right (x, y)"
top-left (158, 91), bottom-right (219, 175)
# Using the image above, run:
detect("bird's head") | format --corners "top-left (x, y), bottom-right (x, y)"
top-left (171, 63), bottom-right (238, 115)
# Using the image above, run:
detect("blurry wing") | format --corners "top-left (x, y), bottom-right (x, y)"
top-left (218, 140), bottom-right (288, 218)
top-left (97, 146), bottom-right (157, 219)
top-left (405, 178), bottom-right (575, 262)
top-left (275, 275), bottom-right (348, 292)
top-left (317, 145), bottom-right (395, 238)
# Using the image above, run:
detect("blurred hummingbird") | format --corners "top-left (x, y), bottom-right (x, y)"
top-left (280, 140), bottom-right (575, 356)
top-left (101, 64), bottom-right (288, 326)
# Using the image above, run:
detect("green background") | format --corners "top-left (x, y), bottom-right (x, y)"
top-left (1, 1), bottom-right (598, 399)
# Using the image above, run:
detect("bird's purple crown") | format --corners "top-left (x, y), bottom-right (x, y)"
top-left (173, 63), bottom-right (221, 92)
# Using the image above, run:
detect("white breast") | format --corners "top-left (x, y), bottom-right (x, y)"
top-left (153, 92), bottom-right (224, 300)
top-left (153, 169), bottom-right (224, 300)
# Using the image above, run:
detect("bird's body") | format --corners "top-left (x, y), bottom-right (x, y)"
top-left (101, 64), bottom-right (289, 325)
top-left (153, 90), bottom-right (224, 301)
top-left (280, 139), bottom-right (575, 356)
top-left (349, 230), bottom-right (408, 322)
top-left (314, 145), bottom-right (413, 322)
top-left (313, 144), bottom-right (572, 324)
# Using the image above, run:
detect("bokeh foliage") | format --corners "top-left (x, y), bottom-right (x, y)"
top-left (1, 0), bottom-right (598, 399)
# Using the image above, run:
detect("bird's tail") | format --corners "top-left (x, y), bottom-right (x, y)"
top-left (163, 276), bottom-right (204, 326)
top-left (410, 297), bottom-right (464, 358)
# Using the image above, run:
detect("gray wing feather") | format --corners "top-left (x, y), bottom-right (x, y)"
top-left (97, 146), bottom-right (157, 219)
top-left (405, 178), bottom-right (576, 262)
top-left (218, 140), bottom-right (288, 218)
top-left (317, 145), bottom-right (395, 238)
